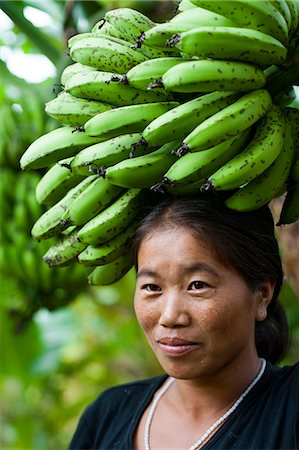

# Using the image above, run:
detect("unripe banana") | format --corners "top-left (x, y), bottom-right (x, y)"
top-left (70, 36), bottom-right (148, 74)
top-left (35, 157), bottom-right (84, 206)
top-left (68, 32), bottom-right (97, 48)
top-left (286, 0), bottom-right (299, 37)
top-left (117, 57), bottom-right (190, 91)
top-left (202, 104), bottom-right (285, 192)
top-left (65, 177), bottom-right (123, 226)
top-left (20, 126), bottom-right (105, 170)
top-left (277, 183), bottom-right (299, 225)
top-left (189, 0), bottom-right (288, 44)
top-left (88, 252), bottom-right (132, 286)
top-left (141, 91), bottom-right (240, 147)
top-left (84, 102), bottom-right (178, 139)
top-left (77, 188), bottom-right (143, 245)
top-left (177, 89), bottom-right (272, 155)
top-left (284, 107), bottom-right (299, 158)
top-left (269, 0), bottom-right (292, 30)
top-left (164, 130), bottom-right (251, 187)
top-left (91, 18), bottom-right (123, 38)
top-left (171, 27), bottom-right (287, 65)
top-left (70, 133), bottom-right (147, 176)
top-left (177, 0), bottom-right (197, 12)
top-left (60, 63), bottom-right (97, 86)
top-left (65, 70), bottom-right (171, 106)
top-left (225, 121), bottom-right (294, 211)
top-left (43, 229), bottom-right (87, 267)
top-left (31, 176), bottom-right (97, 240)
top-left (45, 92), bottom-right (113, 126)
top-left (161, 59), bottom-right (266, 93)
top-left (79, 221), bottom-right (137, 266)
top-left (140, 7), bottom-right (236, 48)
top-left (103, 140), bottom-right (180, 188)
top-left (104, 8), bottom-right (156, 43)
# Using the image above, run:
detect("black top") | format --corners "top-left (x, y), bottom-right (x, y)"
top-left (69, 361), bottom-right (299, 450)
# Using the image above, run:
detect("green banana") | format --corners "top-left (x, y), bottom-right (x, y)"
top-left (139, 7), bottom-right (236, 48)
top-left (160, 59), bottom-right (266, 93)
top-left (77, 188), bottom-right (143, 245)
top-left (170, 27), bottom-right (287, 65)
top-left (70, 133), bottom-right (148, 176)
top-left (35, 157), bottom-right (84, 206)
top-left (70, 36), bottom-right (147, 74)
top-left (114, 57), bottom-right (190, 91)
top-left (105, 8), bottom-right (156, 41)
top-left (65, 70), bottom-right (171, 106)
top-left (176, 89), bottom-right (272, 155)
top-left (31, 176), bottom-right (97, 240)
top-left (141, 91), bottom-right (241, 147)
top-left (43, 229), bottom-right (87, 267)
top-left (45, 92), bottom-right (113, 126)
top-left (286, 0), bottom-right (299, 37)
top-left (68, 32), bottom-right (97, 48)
top-left (88, 252), bottom-right (132, 286)
top-left (284, 107), bottom-right (299, 158)
top-left (277, 183), bottom-right (299, 225)
top-left (189, 0), bottom-right (288, 44)
top-left (92, 17), bottom-right (176, 57)
top-left (20, 126), bottom-right (105, 170)
top-left (65, 177), bottom-right (123, 226)
top-left (60, 63), bottom-right (97, 86)
top-left (269, 0), bottom-right (292, 30)
top-left (177, 0), bottom-right (197, 12)
top-left (163, 131), bottom-right (251, 187)
top-left (202, 104), bottom-right (285, 192)
top-left (103, 140), bottom-right (180, 188)
top-left (84, 101), bottom-right (179, 138)
top-left (225, 121), bottom-right (294, 211)
top-left (78, 221), bottom-right (137, 266)
top-left (91, 18), bottom-right (123, 38)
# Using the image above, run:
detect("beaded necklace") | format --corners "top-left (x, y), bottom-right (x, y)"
top-left (144, 358), bottom-right (266, 450)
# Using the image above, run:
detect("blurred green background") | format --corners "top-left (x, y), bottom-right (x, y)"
top-left (0, 1), bottom-right (298, 449)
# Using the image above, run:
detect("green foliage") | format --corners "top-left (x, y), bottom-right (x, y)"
top-left (0, 1), bottom-right (298, 448)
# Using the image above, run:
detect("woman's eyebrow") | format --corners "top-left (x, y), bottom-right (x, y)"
top-left (136, 269), bottom-right (159, 279)
top-left (136, 264), bottom-right (220, 279)
top-left (181, 263), bottom-right (220, 278)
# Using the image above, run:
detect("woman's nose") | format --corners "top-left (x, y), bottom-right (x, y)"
top-left (158, 292), bottom-right (190, 328)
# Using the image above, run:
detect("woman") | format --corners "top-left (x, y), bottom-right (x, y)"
top-left (69, 192), bottom-right (298, 450)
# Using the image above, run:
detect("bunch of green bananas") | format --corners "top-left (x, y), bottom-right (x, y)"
top-left (0, 168), bottom-right (88, 321)
top-left (20, 2), bottom-right (299, 287)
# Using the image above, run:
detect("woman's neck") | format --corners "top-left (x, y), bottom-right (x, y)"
top-left (167, 357), bottom-right (263, 419)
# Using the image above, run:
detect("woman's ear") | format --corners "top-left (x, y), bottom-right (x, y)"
top-left (255, 279), bottom-right (276, 322)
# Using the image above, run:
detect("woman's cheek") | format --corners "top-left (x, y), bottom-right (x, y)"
top-left (134, 298), bottom-right (156, 333)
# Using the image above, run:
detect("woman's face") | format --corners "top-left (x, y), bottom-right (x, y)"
top-left (134, 227), bottom-right (272, 381)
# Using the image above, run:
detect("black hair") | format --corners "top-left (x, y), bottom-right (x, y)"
top-left (131, 191), bottom-right (289, 364)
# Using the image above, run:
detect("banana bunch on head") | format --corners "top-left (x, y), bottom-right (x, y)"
top-left (20, 1), bottom-right (299, 286)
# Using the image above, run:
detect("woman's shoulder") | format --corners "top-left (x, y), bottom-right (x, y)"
top-left (85, 374), bottom-right (168, 416)
top-left (265, 360), bottom-right (299, 393)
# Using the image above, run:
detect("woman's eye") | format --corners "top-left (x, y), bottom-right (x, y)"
top-left (188, 281), bottom-right (208, 290)
top-left (142, 284), bottom-right (161, 292)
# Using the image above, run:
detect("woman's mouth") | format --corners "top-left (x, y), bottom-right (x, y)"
top-left (157, 337), bottom-right (199, 356)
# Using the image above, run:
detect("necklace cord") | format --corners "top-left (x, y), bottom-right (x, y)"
top-left (144, 358), bottom-right (266, 450)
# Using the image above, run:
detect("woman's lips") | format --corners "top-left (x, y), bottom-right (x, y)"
top-left (157, 338), bottom-right (199, 356)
